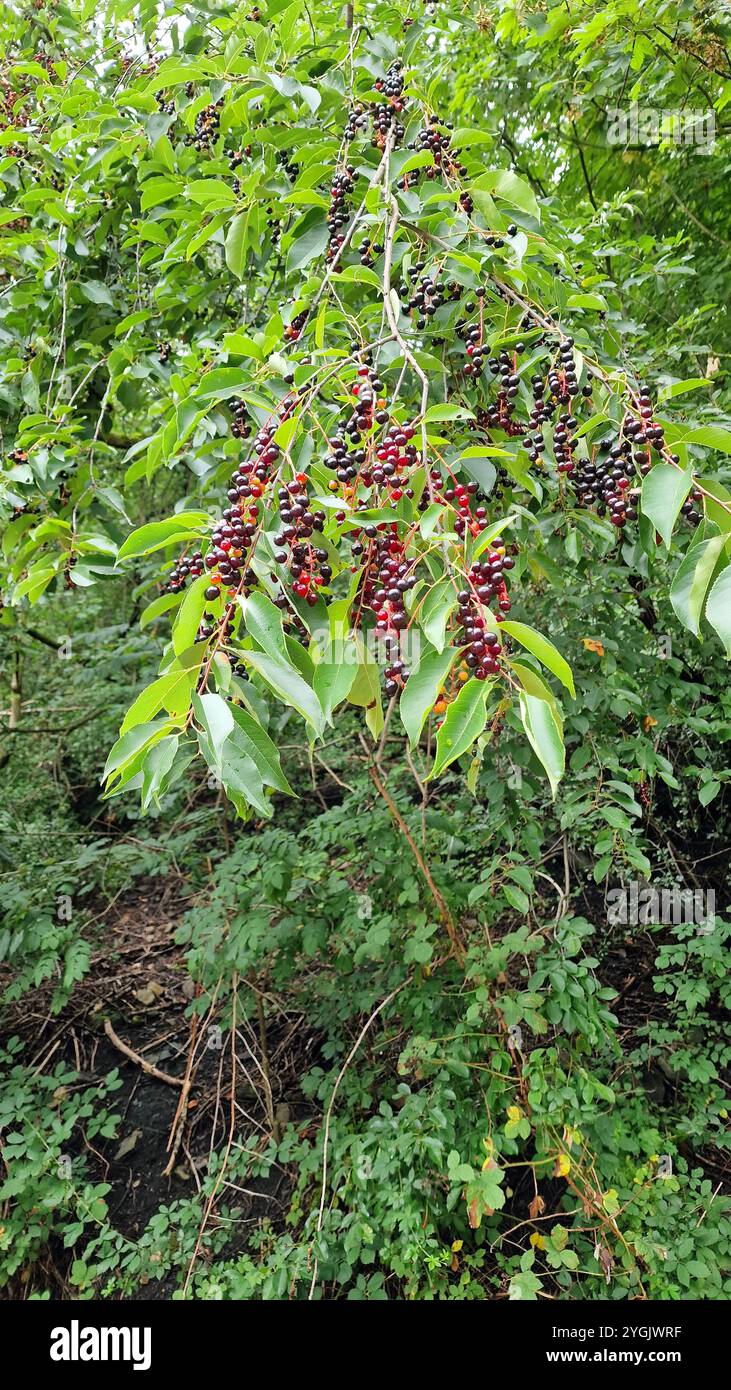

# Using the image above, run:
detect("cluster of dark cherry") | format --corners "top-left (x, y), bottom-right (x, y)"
top-left (344, 61), bottom-right (406, 148)
top-left (325, 365), bottom-right (420, 502)
top-left (426, 471), bottom-right (492, 537)
top-left (354, 523), bottom-right (416, 697)
top-left (168, 550), bottom-right (204, 593)
top-left (166, 416), bottom-right (284, 604)
top-left (187, 98), bottom-right (222, 153)
top-left (284, 309), bottom-right (308, 344)
top-left (326, 168), bottom-right (355, 262)
top-left (457, 587), bottom-right (504, 680)
top-left (272, 480), bottom-right (329, 605)
top-left (399, 263), bottom-right (460, 329)
top-left (396, 117), bottom-right (468, 194)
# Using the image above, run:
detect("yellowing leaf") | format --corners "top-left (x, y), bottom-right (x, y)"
top-left (556, 1153), bottom-right (571, 1178)
top-left (582, 637), bottom-right (605, 656)
top-left (530, 1232), bottom-right (547, 1250)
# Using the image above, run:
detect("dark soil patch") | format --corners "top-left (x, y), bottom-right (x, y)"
top-left (1, 877), bottom-right (317, 1297)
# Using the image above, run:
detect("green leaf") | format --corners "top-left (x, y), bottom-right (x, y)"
top-left (313, 638), bottom-right (357, 721)
top-left (428, 678), bottom-right (491, 779)
top-left (239, 590), bottom-right (288, 660)
top-left (419, 578), bottom-right (455, 653)
top-left (117, 513), bottom-right (210, 562)
top-left (518, 690), bottom-right (564, 798)
top-left (80, 279), bottom-right (113, 306)
top-left (225, 210), bottom-right (249, 278)
top-left (657, 378), bottom-right (711, 402)
top-left (185, 178), bottom-right (236, 207)
top-left (243, 648), bottom-right (326, 736)
top-left (450, 128), bottom-right (495, 149)
top-left (399, 644), bottom-right (459, 747)
top-left (471, 515), bottom-right (517, 559)
top-left (676, 425), bottom-right (731, 453)
top-left (120, 666), bottom-right (196, 734)
top-left (103, 721), bottom-right (173, 787)
top-left (500, 620), bottom-right (575, 697)
top-left (140, 591), bottom-right (185, 628)
top-left (192, 691), bottom-right (233, 767)
top-left (424, 403), bottom-right (474, 423)
top-left (140, 735), bottom-right (181, 811)
top-left (640, 464), bottom-right (693, 547)
top-left (286, 222), bottom-right (328, 274)
top-left (705, 562), bottom-right (731, 655)
top-left (229, 704), bottom-right (294, 795)
top-left (347, 636), bottom-right (384, 740)
top-left (669, 536), bottom-right (725, 637)
top-left (474, 169), bottom-right (539, 219)
top-left (699, 779), bottom-right (721, 806)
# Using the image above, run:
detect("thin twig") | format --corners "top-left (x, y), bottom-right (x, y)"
top-left (103, 1018), bottom-right (183, 1088)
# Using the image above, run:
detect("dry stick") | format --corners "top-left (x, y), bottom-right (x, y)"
top-left (103, 1018), bottom-right (183, 1088)
top-left (358, 733), bottom-right (465, 963)
top-left (307, 978), bottom-right (408, 1301)
top-left (163, 982), bottom-right (221, 1176)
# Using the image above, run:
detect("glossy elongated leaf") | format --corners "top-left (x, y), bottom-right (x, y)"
top-left (348, 636), bottom-right (383, 739)
top-left (705, 562), bottom-right (731, 656)
top-left (640, 465), bottom-right (693, 548)
top-left (677, 425), bottom-right (731, 453)
top-left (225, 210), bottom-right (248, 278)
top-left (140, 590), bottom-right (185, 628)
top-left (103, 721), bottom-right (174, 789)
top-left (286, 222), bottom-right (328, 274)
top-left (140, 734), bottom-right (181, 811)
top-left (428, 678), bottom-right (491, 779)
top-left (192, 691), bottom-right (234, 767)
top-left (313, 638), bottom-right (357, 720)
top-left (239, 590), bottom-right (288, 660)
top-left (420, 578), bottom-right (456, 653)
top-left (400, 644), bottom-right (459, 747)
top-left (229, 704), bottom-right (294, 795)
top-left (243, 647), bottom-right (326, 736)
top-left (120, 663), bottom-right (197, 734)
top-left (669, 535), bottom-right (725, 637)
top-left (117, 513), bottom-right (210, 562)
top-left (519, 690), bottom-right (564, 798)
top-left (471, 516), bottom-right (516, 559)
top-left (500, 620), bottom-right (575, 697)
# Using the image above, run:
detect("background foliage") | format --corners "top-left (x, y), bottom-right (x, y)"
top-left (0, 0), bottom-right (729, 1301)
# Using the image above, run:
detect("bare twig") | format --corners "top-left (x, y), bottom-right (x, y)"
top-left (103, 1018), bottom-right (183, 1088)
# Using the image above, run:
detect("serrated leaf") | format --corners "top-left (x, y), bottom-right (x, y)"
top-left (400, 644), bottom-right (459, 747)
top-left (500, 620), bottom-right (575, 697)
top-left (519, 690), bottom-right (564, 798)
top-left (243, 647), bottom-right (326, 736)
top-left (640, 464), bottom-right (693, 548)
top-left (705, 562), bottom-right (731, 655)
top-left (428, 678), bottom-right (491, 779)
top-left (117, 513), bottom-right (210, 562)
